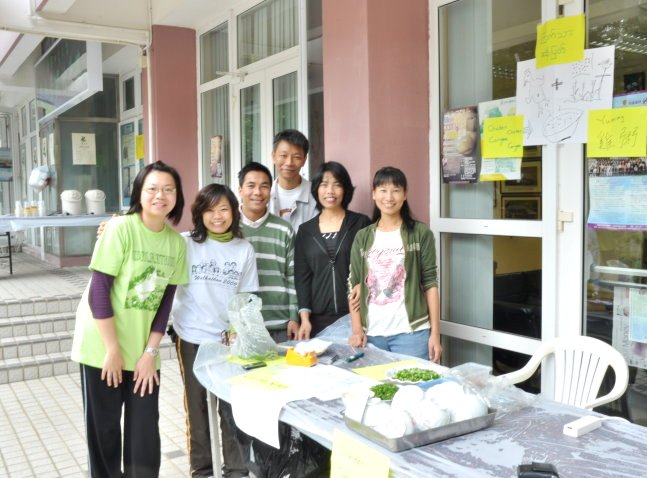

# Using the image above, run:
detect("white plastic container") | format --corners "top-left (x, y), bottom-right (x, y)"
top-left (84, 189), bottom-right (106, 215)
top-left (60, 190), bottom-right (83, 215)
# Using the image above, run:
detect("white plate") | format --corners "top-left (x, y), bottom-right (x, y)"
top-left (386, 364), bottom-right (444, 385)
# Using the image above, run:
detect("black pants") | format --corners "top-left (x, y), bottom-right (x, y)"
top-left (176, 337), bottom-right (251, 478)
top-left (80, 364), bottom-right (160, 478)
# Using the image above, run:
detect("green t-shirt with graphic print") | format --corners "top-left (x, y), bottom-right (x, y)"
top-left (71, 214), bottom-right (187, 371)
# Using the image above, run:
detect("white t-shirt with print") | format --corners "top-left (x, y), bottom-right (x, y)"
top-left (276, 183), bottom-right (303, 219)
top-left (171, 234), bottom-right (259, 345)
top-left (366, 229), bottom-right (411, 337)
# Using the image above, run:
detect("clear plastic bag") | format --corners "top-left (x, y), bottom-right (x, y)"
top-left (448, 362), bottom-right (537, 416)
top-left (228, 293), bottom-right (278, 359)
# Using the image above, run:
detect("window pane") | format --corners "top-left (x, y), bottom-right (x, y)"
top-left (442, 232), bottom-right (542, 337)
top-left (123, 77), bottom-right (135, 111)
top-left (307, 0), bottom-right (324, 176)
top-left (439, 0), bottom-right (542, 219)
top-left (201, 23), bottom-right (228, 84)
top-left (21, 106), bottom-right (27, 139)
top-left (273, 71), bottom-right (297, 134)
top-left (238, 0), bottom-right (298, 68)
top-left (201, 85), bottom-right (230, 185)
top-left (240, 83), bottom-right (261, 165)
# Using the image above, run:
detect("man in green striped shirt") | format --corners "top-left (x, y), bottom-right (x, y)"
top-left (237, 161), bottom-right (299, 342)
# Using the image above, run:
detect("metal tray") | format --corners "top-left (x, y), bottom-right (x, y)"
top-left (343, 408), bottom-right (496, 452)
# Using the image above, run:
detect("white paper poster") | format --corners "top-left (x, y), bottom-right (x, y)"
top-left (516, 46), bottom-right (615, 145)
top-left (72, 133), bottom-right (97, 165)
top-left (587, 158), bottom-right (647, 231)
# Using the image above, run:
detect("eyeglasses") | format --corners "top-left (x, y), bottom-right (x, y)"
top-left (143, 186), bottom-right (177, 196)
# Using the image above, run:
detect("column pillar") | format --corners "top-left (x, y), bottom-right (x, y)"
top-left (146, 25), bottom-right (197, 232)
top-left (322, 0), bottom-right (430, 220)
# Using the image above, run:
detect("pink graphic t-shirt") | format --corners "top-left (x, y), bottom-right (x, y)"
top-left (366, 229), bottom-right (411, 336)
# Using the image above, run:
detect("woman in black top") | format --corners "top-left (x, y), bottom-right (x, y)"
top-left (295, 161), bottom-right (371, 339)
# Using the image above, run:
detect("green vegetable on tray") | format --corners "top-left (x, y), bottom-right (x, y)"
top-left (393, 368), bottom-right (440, 382)
top-left (370, 383), bottom-right (400, 401)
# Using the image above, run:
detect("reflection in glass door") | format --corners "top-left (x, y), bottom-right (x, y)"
top-left (240, 83), bottom-right (261, 165)
top-left (273, 72), bottom-right (298, 135)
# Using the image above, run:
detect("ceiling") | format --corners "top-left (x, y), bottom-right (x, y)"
top-left (0, 0), bottom-right (242, 108)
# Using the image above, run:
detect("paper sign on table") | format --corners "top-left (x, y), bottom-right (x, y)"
top-left (330, 429), bottom-right (390, 478)
top-left (227, 366), bottom-right (289, 391)
top-left (352, 359), bottom-right (420, 381)
top-left (536, 14), bottom-right (585, 68)
top-left (587, 107), bottom-right (647, 157)
top-left (481, 116), bottom-right (524, 158)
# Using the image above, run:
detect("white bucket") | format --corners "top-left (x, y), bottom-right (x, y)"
top-left (60, 190), bottom-right (83, 215)
top-left (85, 189), bottom-right (106, 215)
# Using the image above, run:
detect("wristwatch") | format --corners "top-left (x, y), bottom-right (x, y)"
top-left (144, 346), bottom-right (159, 357)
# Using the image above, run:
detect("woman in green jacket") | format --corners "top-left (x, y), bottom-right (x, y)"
top-left (348, 167), bottom-right (442, 362)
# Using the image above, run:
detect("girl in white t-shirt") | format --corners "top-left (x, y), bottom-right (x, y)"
top-left (170, 184), bottom-right (258, 478)
top-left (348, 167), bottom-right (442, 363)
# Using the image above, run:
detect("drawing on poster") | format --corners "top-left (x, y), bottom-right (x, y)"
top-left (516, 45), bottom-right (614, 145)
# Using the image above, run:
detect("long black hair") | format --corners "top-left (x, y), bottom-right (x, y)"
top-left (310, 161), bottom-right (355, 212)
top-left (128, 161), bottom-right (184, 225)
top-left (371, 166), bottom-right (415, 230)
top-left (189, 184), bottom-right (242, 243)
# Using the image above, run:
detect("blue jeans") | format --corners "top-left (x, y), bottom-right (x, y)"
top-left (367, 329), bottom-right (430, 360)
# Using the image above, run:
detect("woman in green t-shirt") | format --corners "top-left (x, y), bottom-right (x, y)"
top-left (71, 161), bottom-right (187, 478)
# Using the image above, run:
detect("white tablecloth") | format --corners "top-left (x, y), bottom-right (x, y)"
top-left (195, 343), bottom-right (647, 478)
top-left (0, 214), bottom-right (111, 232)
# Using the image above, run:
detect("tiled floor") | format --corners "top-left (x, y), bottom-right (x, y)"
top-left (0, 358), bottom-right (191, 477)
top-left (0, 252), bottom-right (193, 477)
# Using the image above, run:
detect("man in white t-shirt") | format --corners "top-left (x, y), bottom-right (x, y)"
top-left (268, 129), bottom-right (317, 231)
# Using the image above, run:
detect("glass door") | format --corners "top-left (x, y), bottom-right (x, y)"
top-left (583, 0), bottom-right (647, 421)
top-left (233, 58), bottom-right (299, 175)
top-left (431, 0), bottom-right (584, 399)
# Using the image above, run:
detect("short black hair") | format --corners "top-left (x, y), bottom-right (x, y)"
top-left (128, 161), bottom-right (184, 225)
top-left (237, 161), bottom-right (273, 187)
top-left (190, 184), bottom-right (242, 243)
top-left (371, 166), bottom-right (415, 230)
top-left (311, 161), bottom-right (355, 212)
top-left (272, 129), bottom-right (309, 157)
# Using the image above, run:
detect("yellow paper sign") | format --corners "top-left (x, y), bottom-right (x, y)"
top-left (227, 364), bottom-right (288, 391)
top-left (481, 116), bottom-right (524, 158)
top-left (587, 107), bottom-right (647, 158)
top-left (536, 14), bottom-right (585, 68)
top-left (135, 134), bottom-right (145, 159)
top-left (352, 359), bottom-right (419, 381)
top-left (330, 429), bottom-right (390, 478)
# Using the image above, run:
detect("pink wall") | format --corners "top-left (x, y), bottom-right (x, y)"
top-left (322, 0), bottom-right (372, 214)
top-left (323, 0), bottom-right (430, 222)
top-left (148, 25), bottom-right (198, 233)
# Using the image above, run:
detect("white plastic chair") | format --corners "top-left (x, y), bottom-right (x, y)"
top-left (501, 336), bottom-right (629, 409)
